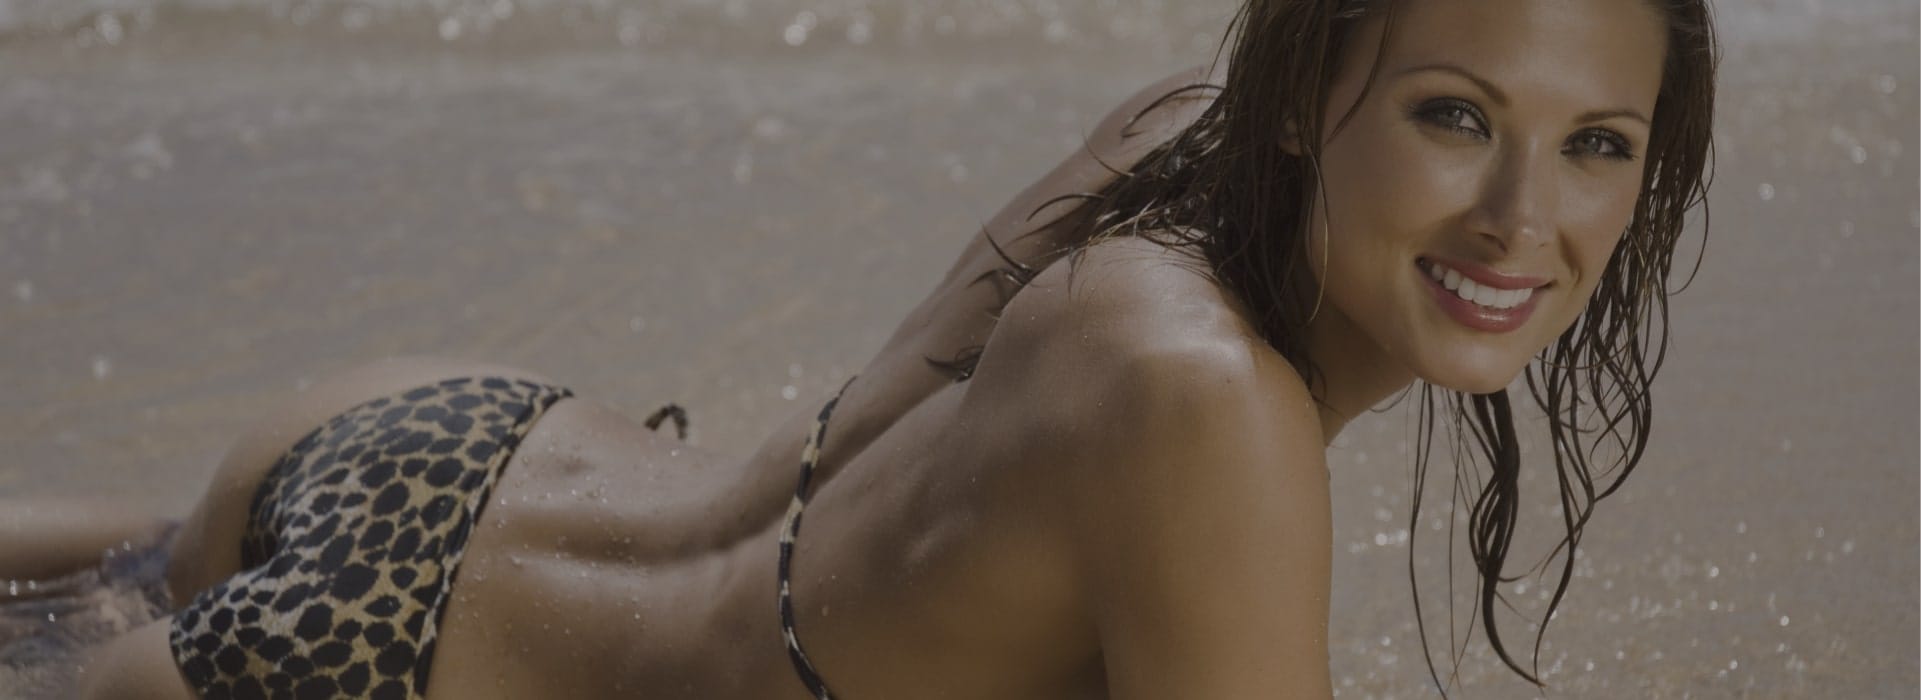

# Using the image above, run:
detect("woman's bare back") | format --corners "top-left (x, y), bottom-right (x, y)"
top-left (426, 228), bottom-right (1300, 700)
top-left (422, 64), bottom-right (1228, 699)
top-left (76, 64), bottom-right (1244, 699)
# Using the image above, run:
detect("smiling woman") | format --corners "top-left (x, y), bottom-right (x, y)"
top-left (1048, 0), bottom-right (1715, 689)
top-left (1310, 1), bottom-right (1668, 396)
top-left (4, 0), bottom-right (1716, 698)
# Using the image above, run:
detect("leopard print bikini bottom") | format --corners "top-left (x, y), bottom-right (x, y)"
top-left (168, 376), bottom-right (571, 700)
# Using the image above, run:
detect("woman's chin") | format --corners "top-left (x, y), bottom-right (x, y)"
top-left (1415, 358), bottom-right (1529, 396)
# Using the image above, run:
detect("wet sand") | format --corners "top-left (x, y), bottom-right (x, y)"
top-left (1, 1), bottom-right (1915, 697)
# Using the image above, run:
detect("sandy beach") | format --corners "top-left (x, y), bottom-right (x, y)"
top-left (1, 0), bottom-right (1915, 696)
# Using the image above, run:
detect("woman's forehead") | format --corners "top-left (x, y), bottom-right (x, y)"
top-left (1348, 0), bottom-right (1667, 117)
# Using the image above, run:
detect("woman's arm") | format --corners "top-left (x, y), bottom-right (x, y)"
top-left (936, 63), bottom-right (1221, 287)
top-left (819, 66), bottom-right (1221, 463)
top-left (895, 64), bottom-right (1219, 355)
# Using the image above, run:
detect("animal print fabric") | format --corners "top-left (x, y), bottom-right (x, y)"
top-left (777, 376), bottom-right (855, 700)
top-left (168, 377), bottom-right (571, 700)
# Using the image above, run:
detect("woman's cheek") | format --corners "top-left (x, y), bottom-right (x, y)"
top-left (1561, 181), bottom-right (1641, 297)
top-left (1334, 131), bottom-right (1466, 245)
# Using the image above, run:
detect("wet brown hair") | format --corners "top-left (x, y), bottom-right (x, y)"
top-left (969, 0), bottom-right (1718, 691)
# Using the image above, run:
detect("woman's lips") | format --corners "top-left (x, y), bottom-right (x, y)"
top-left (1417, 258), bottom-right (1545, 333)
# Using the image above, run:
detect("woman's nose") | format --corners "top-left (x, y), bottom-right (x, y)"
top-left (1465, 138), bottom-right (1559, 254)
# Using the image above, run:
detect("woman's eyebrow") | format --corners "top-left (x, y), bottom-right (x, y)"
top-left (1574, 107), bottom-right (1651, 127)
top-left (1395, 63), bottom-right (1509, 106)
top-left (1395, 62), bottom-right (1651, 127)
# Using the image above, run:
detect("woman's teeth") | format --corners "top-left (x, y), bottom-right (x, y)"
top-left (1426, 262), bottom-right (1534, 310)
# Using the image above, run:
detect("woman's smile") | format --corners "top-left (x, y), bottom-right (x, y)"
top-left (1415, 256), bottom-right (1550, 333)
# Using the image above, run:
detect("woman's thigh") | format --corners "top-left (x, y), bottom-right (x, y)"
top-left (0, 496), bottom-right (171, 583)
top-left (162, 356), bottom-right (558, 606)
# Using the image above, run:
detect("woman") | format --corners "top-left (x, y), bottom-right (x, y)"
top-left (10, 0), bottom-right (1716, 696)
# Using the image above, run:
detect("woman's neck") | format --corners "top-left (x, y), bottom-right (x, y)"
top-left (1302, 305), bottom-right (1417, 446)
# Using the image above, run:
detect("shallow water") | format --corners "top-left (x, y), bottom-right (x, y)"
top-left (1, 0), bottom-right (1916, 697)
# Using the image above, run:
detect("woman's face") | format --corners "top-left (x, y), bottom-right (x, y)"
top-left (1304, 0), bottom-right (1667, 394)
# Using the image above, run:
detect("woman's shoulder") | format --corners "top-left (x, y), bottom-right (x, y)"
top-left (970, 234), bottom-right (1328, 486)
top-left (963, 236), bottom-right (1333, 676)
top-left (983, 235), bottom-right (1291, 388)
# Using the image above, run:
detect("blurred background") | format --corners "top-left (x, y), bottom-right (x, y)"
top-left (0, 0), bottom-right (1914, 697)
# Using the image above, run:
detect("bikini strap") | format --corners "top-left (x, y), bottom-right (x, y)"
top-left (777, 376), bottom-right (857, 700)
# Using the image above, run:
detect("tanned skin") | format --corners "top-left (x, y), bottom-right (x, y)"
top-left (12, 0), bottom-right (1669, 695)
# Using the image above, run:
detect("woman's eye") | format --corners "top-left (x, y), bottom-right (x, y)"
top-left (1566, 130), bottom-right (1637, 161)
top-left (1414, 99), bottom-right (1489, 137)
